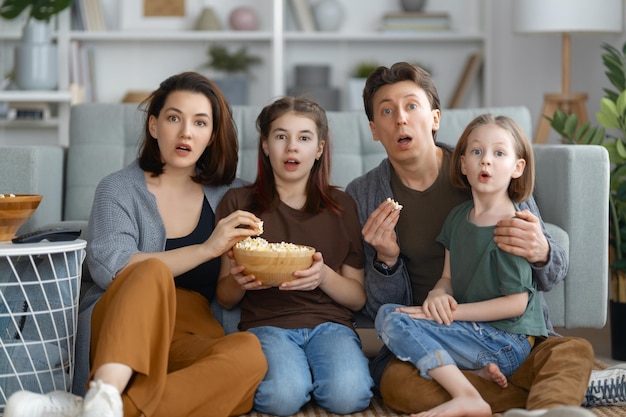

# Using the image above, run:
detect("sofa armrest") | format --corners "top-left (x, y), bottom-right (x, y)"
top-left (0, 145), bottom-right (64, 234)
top-left (533, 144), bottom-right (609, 328)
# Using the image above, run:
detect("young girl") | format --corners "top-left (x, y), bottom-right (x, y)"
top-left (375, 114), bottom-right (548, 417)
top-left (215, 96), bottom-right (373, 416)
top-left (5, 72), bottom-right (267, 417)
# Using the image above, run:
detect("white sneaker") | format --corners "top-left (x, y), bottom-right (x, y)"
top-left (4, 390), bottom-right (83, 417)
top-left (80, 380), bottom-right (123, 417)
top-left (583, 363), bottom-right (626, 407)
top-left (504, 406), bottom-right (595, 417)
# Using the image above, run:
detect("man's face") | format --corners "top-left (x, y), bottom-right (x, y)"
top-left (368, 80), bottom-right (440, 162)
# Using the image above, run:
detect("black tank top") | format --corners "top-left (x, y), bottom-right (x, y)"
top-left (165, 198), bottom-right (220, 302)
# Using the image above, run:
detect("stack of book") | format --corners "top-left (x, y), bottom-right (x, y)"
top-left (380, 12), bottom-right (450, 32)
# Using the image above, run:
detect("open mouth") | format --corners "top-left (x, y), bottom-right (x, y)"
top-left (397, 136), bottom-right (412, 144)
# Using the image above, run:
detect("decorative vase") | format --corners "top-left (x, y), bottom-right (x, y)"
top-left (312, 0), bottom-right (345, 32)
top-left (212, 73), bottom-right (249, 105)
top-left (400, 0), bottom-right (427, 12)
top-left (229, 6), bottom-right (259, 31)
top-left (348, 78), bottom-right (367, 110)
top-left (14, 21), bottom-right (58, 90)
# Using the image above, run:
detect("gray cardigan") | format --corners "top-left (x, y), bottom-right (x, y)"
top-left (73, 160), bottom-right (245, 396)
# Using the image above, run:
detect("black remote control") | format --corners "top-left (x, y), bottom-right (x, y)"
top-left (12, 227), bottom-right (82, 244)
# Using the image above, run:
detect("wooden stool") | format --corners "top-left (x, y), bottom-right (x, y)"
top-left (534, 92), bottom-right (588, 144)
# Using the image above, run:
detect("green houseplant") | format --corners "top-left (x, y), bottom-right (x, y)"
top-left (200, 45), bottom-right (261, 105)
top-left (547, 41), bottom-right (626, 359)
top-left (0, 0), bottom-right (74, 90)
top-left (0, 0), bottom-right (73, 23)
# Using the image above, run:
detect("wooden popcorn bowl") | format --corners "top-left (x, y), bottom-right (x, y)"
top-left (0, 194), bottom-right (43, 241)
top-left (233, 244), bottom-right (315, 286)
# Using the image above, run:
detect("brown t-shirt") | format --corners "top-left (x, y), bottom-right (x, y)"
top-left (391, 147), bottom-right (471, 305)
top-left (216, 187), bottom-right (365, 331)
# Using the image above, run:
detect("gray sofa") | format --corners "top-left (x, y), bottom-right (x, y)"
top-left (0, 103), bottom-right (610, 399)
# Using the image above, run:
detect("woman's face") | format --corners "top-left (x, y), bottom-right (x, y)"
top-left (262, 112), bottom-right (325, 188)
top-left (148, 90), bottom-right (213, 173)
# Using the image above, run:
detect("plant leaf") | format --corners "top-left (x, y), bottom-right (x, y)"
top-left (0, 0), bottom-right (29, 20)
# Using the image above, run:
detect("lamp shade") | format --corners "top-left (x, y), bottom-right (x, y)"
top-left (514, 0), bottom-right (623, 33)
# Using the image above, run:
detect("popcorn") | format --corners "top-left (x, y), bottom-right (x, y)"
top-left (0, 194), bottom-right (16, 198)
top-left (257, 221), bottom-right (264, 235)
top-left (386, 197), bottom-right (403, 211)
top-left (235, 236), bottom-right (311, 252)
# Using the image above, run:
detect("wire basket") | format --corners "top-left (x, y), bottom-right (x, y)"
top-left (0, 241), bottom-right (85, 413)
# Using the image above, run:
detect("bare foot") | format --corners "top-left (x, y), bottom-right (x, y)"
top-left (410, 396), bottom-right (492, 417)
top-left (471, 363), bottom-right (508, 388)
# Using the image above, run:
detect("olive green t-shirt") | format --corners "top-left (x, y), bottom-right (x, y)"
top-left (391, 147), bottom-right (470, 305)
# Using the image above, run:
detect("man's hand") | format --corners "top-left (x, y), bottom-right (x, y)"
top-left (361, 200), bottom-right (401, 266)
top-left (494, 209), bottom-right (549, 266)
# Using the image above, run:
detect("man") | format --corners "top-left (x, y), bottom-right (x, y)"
top-left (346, 62), bottom-right (624, 416)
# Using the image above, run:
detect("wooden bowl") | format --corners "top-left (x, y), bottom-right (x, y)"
top-left (0, 194), bottom-right (43, 241)
top-left (233, 242), bottom-right (315, 286)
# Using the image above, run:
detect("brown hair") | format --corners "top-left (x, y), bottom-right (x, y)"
top-left (363, 62), bottom-right (441, 141)
top-left (251, 96), bottom-right (341, 214)
top-left (450, 114), bottom-right (535, 203)
top-left (138, 71), bottom-right (238, 186)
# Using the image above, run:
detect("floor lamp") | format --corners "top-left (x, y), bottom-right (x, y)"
top-left (513, 0), bottom-right (623, 144)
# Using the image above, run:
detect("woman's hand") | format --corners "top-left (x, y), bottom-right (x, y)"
top-left (203, 210), bottom-right (262, 259)
top-left (361, 200), bottom-right (401, 267)
top-left (279, 252), bottom-right (326, 291)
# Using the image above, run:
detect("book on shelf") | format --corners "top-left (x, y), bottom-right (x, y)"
top-left (77, 0), bottom-right (107, 31)
top-left (289, 0), bottom-right (317, 32)
top-left (69, 40), bottom-right (96, 104)
top-left (381, 11), bottom-right (450, 32)
top-left (6, 102), bottom-right (51, 120)
top-left (448, 52), bottom-right (483, 109)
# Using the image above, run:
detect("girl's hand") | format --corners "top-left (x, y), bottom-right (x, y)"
top-left (422, 290), bottom-right (458, 326)
top-left (394, 306), bottom-right (433, 321)
top-left (227, 250), bottom-right (269, 291)
top-left (279, 252), bottom-right (325, 291)
top-left (203, 210), bottom-right (262, 259)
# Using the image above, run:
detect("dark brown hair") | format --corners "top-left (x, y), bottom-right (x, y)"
top-left (138, 71), bottom-right (238, 186)
top-left (450, 114), bottom-right (535, 202)
top-left (363, 62), bottom-right (441, 141)
top-left (251, 96), bottom-right (341, 214)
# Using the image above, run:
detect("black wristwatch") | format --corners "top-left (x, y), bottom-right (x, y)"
top-left (373, 259), bottom-right (400, 275)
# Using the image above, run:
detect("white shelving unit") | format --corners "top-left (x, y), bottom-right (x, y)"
top-left (0, 10), bottom-right (72, 146)
top-left (0, 0), bottom-right (489, 146)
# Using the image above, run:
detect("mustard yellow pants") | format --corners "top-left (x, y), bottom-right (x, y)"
top-left (380, 335), bottom-right (593, 413)
top-left (90, 258), bottom-right (267, 417)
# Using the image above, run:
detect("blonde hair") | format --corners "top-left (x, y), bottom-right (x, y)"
top-left (450, 114), bottom-right (534, 203)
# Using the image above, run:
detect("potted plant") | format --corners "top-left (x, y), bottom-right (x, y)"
top-left (199, 44), bottom-right (261, 105)
top-left (0, 0), bottom-right (73, 90)
top-left (547, 41), bottom-right (626, 360)
top-left (347, 61), bottom-right (379, 110)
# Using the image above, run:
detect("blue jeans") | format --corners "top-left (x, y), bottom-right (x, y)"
top-left (248, 322), bottom-right (373, 416)
top-left (375, 303), bottom-right (533, 379)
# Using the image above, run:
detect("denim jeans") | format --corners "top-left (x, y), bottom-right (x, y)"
top-left (376, 303), bottom-right (532, 379)
top-left (248, 322), bottom-right (373, 416)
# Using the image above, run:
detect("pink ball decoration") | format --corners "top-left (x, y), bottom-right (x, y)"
top-left (229, 7), bottom-right (259, 31)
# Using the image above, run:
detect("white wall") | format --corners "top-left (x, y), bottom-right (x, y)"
top-left (488, 0), bottom-right (626, 143)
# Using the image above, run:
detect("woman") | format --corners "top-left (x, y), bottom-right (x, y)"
top-left (5, 72), bottom-right (267, 417)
